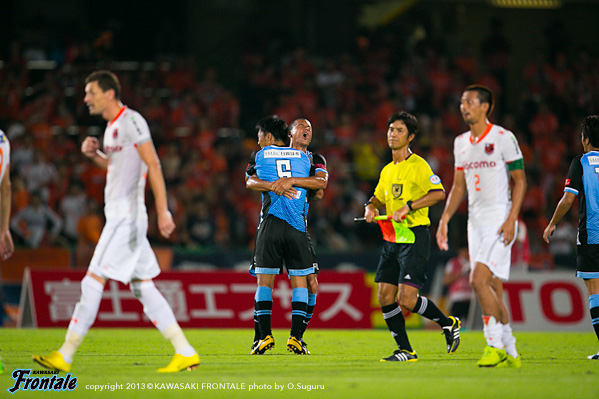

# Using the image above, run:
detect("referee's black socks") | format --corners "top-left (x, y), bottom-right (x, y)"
top-left (382, 303), bottom-right (413, 352)
top-left (412, 296), bottom-right (452, 327)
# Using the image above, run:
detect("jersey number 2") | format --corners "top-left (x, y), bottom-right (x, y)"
top-left (474, 174), bottom-right (481, 191)
top-left (276, 159), bottom-right (292, 178)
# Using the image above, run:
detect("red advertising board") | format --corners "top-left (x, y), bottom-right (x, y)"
top-left (20, 269), bottom-right (373, 329)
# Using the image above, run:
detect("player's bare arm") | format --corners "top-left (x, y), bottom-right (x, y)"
top-left (136, 140), bottom-right (175, 239)
top-left (498, 168), bottom-right (527, 245)
top-left (437, 169), bottom-right (467, 251)
top-left (271, 171), bottom-right (328, 194)
top-left (393, 189), bottom-right (445, 223)
top-left (81, 136), bottom-right (109, 170)
top-left (543, 191), bottom-right (576, 243)
top-left (0, 170), bottom-right (14, 260)
top-left (246, 175), bottom-right (298, 199)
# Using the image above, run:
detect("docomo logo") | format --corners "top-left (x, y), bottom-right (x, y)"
top-left (461, 160), bottom-right (497, 170)
top-left (504, 280), bottom-right (585, 324)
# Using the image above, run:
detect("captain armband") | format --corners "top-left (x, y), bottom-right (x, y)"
top-left (507, 158), bottom-right (524, 171)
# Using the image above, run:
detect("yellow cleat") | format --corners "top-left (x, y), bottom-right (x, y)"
top-left (286, 336), bottom-right (308, 355)
top-left (33, 351), bottom-right (72, 373)
top-left (157, 353), bottom-right (200, 373)
top-left (496, 354), bottom-right (522, 369)
top-left (251, 335), bottom-right (275, 355)
top-left (477, 346), bottom-right (506, 367)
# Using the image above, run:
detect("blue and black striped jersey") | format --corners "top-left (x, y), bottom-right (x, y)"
top-left (564, 151), bottom-right (599, 245)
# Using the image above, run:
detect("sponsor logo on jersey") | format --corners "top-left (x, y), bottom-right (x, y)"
top-left (565, 178), bottom-right (570, 186)
top-left (392, 184), bottom-right (402, 199)
top-left (112, 129), bottom-right (118, 139)
top-left (430, 175), bottom-right (441, 184)
top-left (104, 145), bottom-right (123, 154)
top-left (485, 143), bottom-right (494, 154)
top-left (588, 156), bottom-right (599, 165)
top-left (264, 149), bottom-right (301, 158)
top-left (0, 134), bottom-right (5, 142)
top-left (462, 160), bottom-right (497, 170)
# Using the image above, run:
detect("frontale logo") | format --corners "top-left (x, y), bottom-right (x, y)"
top-left (7, 369), bottom-right (78, 394)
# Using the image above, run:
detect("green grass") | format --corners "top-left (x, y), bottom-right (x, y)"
top-left (1, 328), bottom-right (597, 399)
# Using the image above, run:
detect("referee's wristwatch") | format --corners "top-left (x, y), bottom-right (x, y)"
top-left (405, 200), bottom-right (414, 211)
top-left (364, 200), bottom-right (373, 207)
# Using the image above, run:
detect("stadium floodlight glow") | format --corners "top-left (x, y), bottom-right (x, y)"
top-left (489, 0), bottom-right (562, 8)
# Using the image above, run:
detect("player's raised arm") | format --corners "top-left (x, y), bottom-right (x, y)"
top-left (81, 136), bottom-right (108, 170)
top-left (136, 140), bottom-right (175, 239)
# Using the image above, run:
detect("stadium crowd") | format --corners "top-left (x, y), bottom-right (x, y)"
top-left (0, 22), bottom-right (597, 267)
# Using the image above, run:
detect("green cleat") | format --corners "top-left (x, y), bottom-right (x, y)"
top-left (496, 354), bottom-right (522, 368)
top-left (33, 351), bottom-right (72, 373)
top-left (381, 349), bottom-right (418, 362)
top-left (477, 346), bottom-right (507, 367)
top-left (442, 316), bottom-right (461, 354)
top-left (251, 335), bottom-right (275, 355)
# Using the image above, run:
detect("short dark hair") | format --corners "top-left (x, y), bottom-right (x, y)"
top-left (85, 70), bottom-right (121, 100)
top-left (255, 115), bottom-right (288, 144)
top-left (387, 111), bottom-right (418, 138)
top-left (464, 84), bottom-right (494, 116)
top-left (581, 115), bottom-right (599, 148)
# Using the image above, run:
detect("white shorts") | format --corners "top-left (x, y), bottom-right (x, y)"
top-left (88, 217), bottom-right (160, 284)
top-left (467, 222), bottom-right (517, 281)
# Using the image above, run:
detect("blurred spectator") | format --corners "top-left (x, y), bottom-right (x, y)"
top-left (511, 219), bottom-right (531, 273)
top-left (442, 247), bottom-right (472, 325)
top-left (10, 192), bottom-right (64, 248)
top-left (75, 199), bottom-right (103, 268)
top-left (59, 182), bottom-right (88, 244)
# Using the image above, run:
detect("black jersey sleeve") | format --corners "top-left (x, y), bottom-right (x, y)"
top-left (245, 150), bottom-right (258, 177)
top-left (565, 155), bottom-right (583, 195)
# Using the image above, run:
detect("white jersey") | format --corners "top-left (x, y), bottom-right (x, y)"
top-left (454, 123), bottom-right (523, 228)
top-left (102, 107), bottom-right (152, 220)
top-left (0, 130), bottom-right (10, 183)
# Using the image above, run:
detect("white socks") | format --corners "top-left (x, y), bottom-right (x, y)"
top-left (130, 281), bottom-right (196, 357)
top-left (59, 275), bottom-right (105, 362)
top-left (502, 323), bottom-right (519, 358)
top-left (482, 315), bottom-right (504, 349)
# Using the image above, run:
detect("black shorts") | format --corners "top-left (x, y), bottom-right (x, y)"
top-left (374, 226), bottom-right (430, 289)
top-left (576, 244), bottom-right (599, 279)
top-left (249, 232), bottom-right (319, 276)
top-left (254, 215), bottom-right (315, 276)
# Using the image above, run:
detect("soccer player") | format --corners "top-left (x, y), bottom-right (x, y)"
top-left (247, 116), bottom-right (326, 356)
top-left (246, 118), bottom-right (327, 354)
top-left (33, 71), bottom-right (199, 373)
top-left (0, 129), bottom-right (14, 374)
top-left (364, 111), bottom-right (460, 362)
top-left (543, 115), bottom-right (599, 360)
top-left (436, 85), bottom-right (526, 368)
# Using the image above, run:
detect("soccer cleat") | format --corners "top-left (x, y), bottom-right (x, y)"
top-left (496, 354), bottom-right (522, 368)
top-left (251, 335), bottom-right (275, 355)
top-left (33, 351), bottom-right (72, 372)
top-left (442, 316), bottom-right (461, 354)
top-left (287, 336), bottom-right (308, 354)
top-left (157, 353), bottom-right (200, 373)
top-left (477, 346), bottom-right (507, 367)
top-left (587, 351), bottom-right (599, 360)
top-left (300, 338), bottom-right (311, 355)
top-left (250, 340), bottom-right (260, 354)
top-left (381, 349), bottom-right (418, 362)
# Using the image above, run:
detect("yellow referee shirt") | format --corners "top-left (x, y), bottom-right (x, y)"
top-left (374, 153), bottom-right (444, 228)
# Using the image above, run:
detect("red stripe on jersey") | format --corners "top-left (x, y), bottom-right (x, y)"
top-left (314, 163), bottom-right (326, 170)
top-left (469, 123), bottom-right (493, 144)
top-left (109, 106), bottom-right (127, 126)
top-left (456, 167), bottom-right (463, 170)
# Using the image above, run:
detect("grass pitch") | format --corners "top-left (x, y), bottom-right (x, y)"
top-left (1, 328), bottom-right (597, 399)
